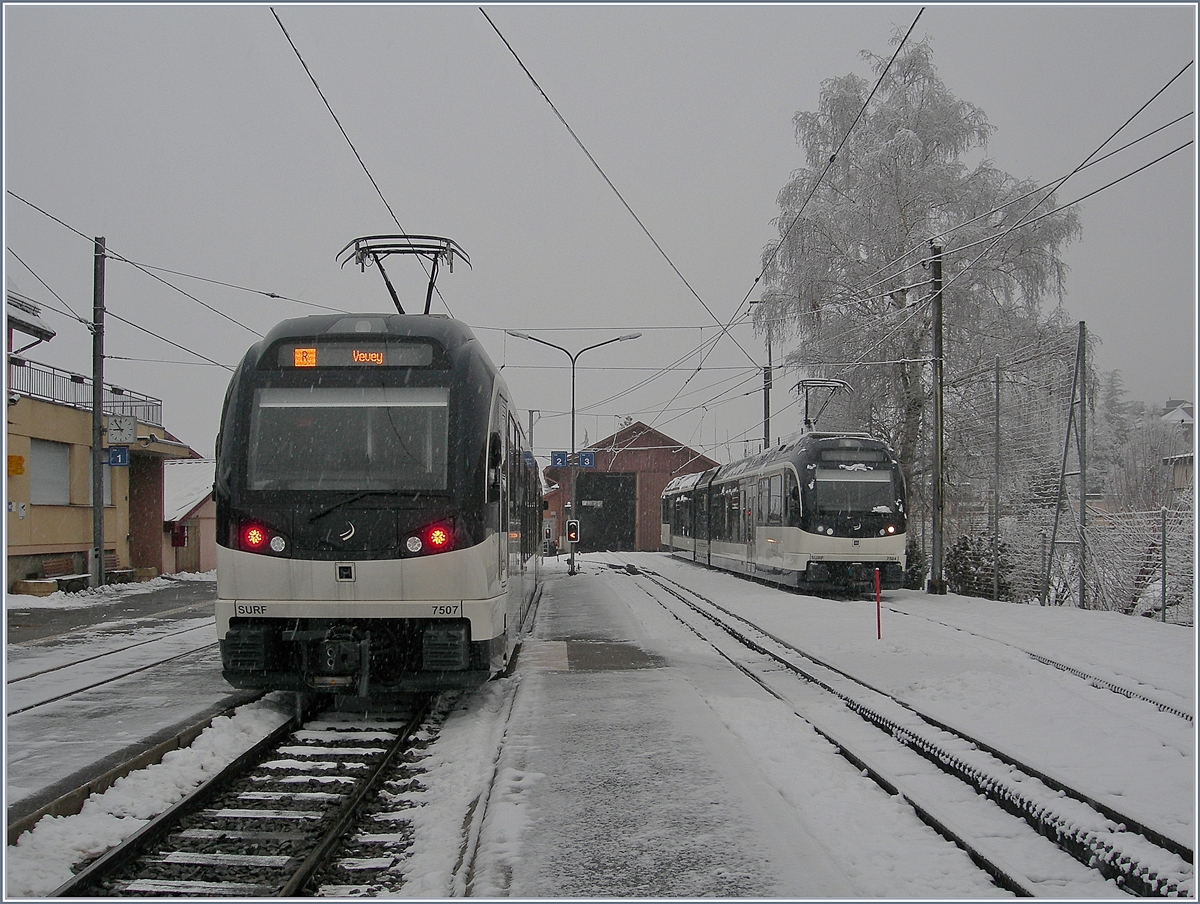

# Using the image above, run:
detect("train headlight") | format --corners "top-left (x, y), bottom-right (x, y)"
top-left (886, 524), bottom-right (897, 534)
top-left (406, 536), bottom-right (423, 553)
top-left (270, 535), bottom-right (287, 552)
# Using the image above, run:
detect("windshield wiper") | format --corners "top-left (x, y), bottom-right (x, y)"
top-left (308, 491), bottom-right (394, 524)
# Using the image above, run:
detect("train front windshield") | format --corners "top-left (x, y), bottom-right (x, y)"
top-left (247, 386), bottom-right (450, 492)
top-left (812, 468), bottom-right (896, 516)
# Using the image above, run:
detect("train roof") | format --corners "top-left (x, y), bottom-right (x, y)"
top-left (232, 313), bottom-right (500, 382)
top-left (258, 313), bottom-right (479, 348)
top-left (662, 432), bottom-right (900, 496)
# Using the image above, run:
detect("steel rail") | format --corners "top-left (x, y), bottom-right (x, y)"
top-left (278, 696), bottom-right (433, 896)
top-left (7, 642), bottom-right (220, 716)
top-left (49, 709), bottom-right (300, 897)
top-left (618, 557), bottom-right (1193, 897)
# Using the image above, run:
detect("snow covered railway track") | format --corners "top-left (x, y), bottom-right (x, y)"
top-left (6, 629), bottom-right (219, 717)
top-left (886, 608), bottom-right (1193, 722)
top-left (50, 697), bottom-right (433, 897)
top-left (615, 560), bottom-right (1193, 898)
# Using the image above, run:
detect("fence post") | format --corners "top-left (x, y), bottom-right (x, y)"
top-left (1161, 506), bottom-right (1167, 623)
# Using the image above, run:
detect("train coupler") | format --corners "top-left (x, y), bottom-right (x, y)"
top-left (305, 625), bottom-right (371, 696)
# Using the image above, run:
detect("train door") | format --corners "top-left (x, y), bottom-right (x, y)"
top-left (742, 479), bottom-right (755, 571)
top-left (495, 394), bottom-right (509, 585)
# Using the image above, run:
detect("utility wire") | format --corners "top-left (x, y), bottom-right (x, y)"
top-left (479, 6), bottom-right (756, 365)
top-left (105, 310), bottom-right (233, 371)
top-left (6, 246), bottom-right (88, 324)
top-left (104, 248), bottom-right (263, 337)
top-left (125, 261), bottom-right (348, 313)
top-left (106, 354), bottom-right (226, 368)
top-left (7, 191), bottom-right (262, 336)
top-left (812, 109), bottom-right (1195, 310)
top-left (935, 60), bottom-right (1194, 305)
top-left (751, 59), bottom-right (1193, 349)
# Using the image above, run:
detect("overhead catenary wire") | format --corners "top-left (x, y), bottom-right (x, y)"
top-left (646, 6), bottom-right (927, 439)
top-left (269, 7), bottom-right (453, 318)
top-left (479, 6), bottom-right (757, 366)
top-left (748, 57), bottom-right (1194, 372)
top-left (820, 109), bottom-right (1196, 308)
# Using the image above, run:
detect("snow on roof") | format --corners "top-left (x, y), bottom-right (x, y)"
top-left (163, 459), bottom-right (214, 522)
top-left (1162, 404), bottom-right (1193, 425)
top-left (7, 290), bottom-right (57, 343)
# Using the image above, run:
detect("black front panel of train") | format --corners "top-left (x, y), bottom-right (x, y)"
top-left (215, 326), bottom-right (495, 560)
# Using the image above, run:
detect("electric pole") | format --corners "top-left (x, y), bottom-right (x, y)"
top-left (926, 243), bottom-right (947, 594)
top-left (763, 319), bottom-right (772, 450)
top-left (90, 237), bottom-right (106, 589)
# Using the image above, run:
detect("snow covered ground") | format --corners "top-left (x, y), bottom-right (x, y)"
top-left (4, 556), bottom-right (1194, 897)
top-left (8, 570), bottom-right (216, 612)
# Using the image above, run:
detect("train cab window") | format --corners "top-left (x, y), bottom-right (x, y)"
top-left (812, 468), bottom-right (895, 515)
top-left (247, 386), bottom-right (449, 491)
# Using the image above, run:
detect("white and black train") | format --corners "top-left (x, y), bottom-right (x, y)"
top-left (661, 433), bottom-right (907, 592)
top-left (214, 313), bottom-right (541, 695)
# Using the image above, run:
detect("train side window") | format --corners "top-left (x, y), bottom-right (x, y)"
top-left (785, 470), bottom-right (801, 526)
top-left (757, 478), bottom-right (769, 526)
top-left (768, 474), bottom-right (783, 525)
top-left (740, 481), bottom-right (752, 539)
top-left (488, 431), bottom-right (502, 499)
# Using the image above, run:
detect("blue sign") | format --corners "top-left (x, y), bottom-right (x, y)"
top-left (579, 451), bottom-right (596, 469)
top-left (550, 451), bottom-right (568, 468)
top-left (108, 446), bottom-right (130, 467)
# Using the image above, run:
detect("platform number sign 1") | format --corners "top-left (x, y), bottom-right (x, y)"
top-left (566, 519), bottom-right (580, 544)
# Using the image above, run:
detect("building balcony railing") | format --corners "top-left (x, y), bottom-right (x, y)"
top-left (8, 356), bottom-right (163, 427)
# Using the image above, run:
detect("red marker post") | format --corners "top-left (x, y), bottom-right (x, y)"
top-left (875, 567), bottom-right (882, 640)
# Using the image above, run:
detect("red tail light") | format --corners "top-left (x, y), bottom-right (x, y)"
top-left (406, 520), bottom-right (455, 555)
top-left (240, 522), bottom-right (287, 554)
top-left (242, 524), bottom-right (267, 550)
top-left (425, 523), bottom-right (453, 551)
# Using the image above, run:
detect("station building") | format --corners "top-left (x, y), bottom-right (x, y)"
top-left (542, 421), bottom-right (717, 553)
top-left (6, 290), bottom-right (201, 593)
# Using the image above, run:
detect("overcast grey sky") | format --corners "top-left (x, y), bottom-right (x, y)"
top-left (4, 3), bottom-right (1196, 462)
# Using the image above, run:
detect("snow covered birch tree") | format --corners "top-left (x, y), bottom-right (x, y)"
top-left (755, 34), bottom-right (1082, 533)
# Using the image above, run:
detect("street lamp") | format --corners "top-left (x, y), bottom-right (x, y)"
top-left (506, 330), bottom-right (642, 575)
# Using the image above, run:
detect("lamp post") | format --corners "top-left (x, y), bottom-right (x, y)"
top-left (507, 330), bottom-right (641, 575)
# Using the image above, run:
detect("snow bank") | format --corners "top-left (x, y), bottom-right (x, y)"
top-left (5, 695), bottom-right (291, 897)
